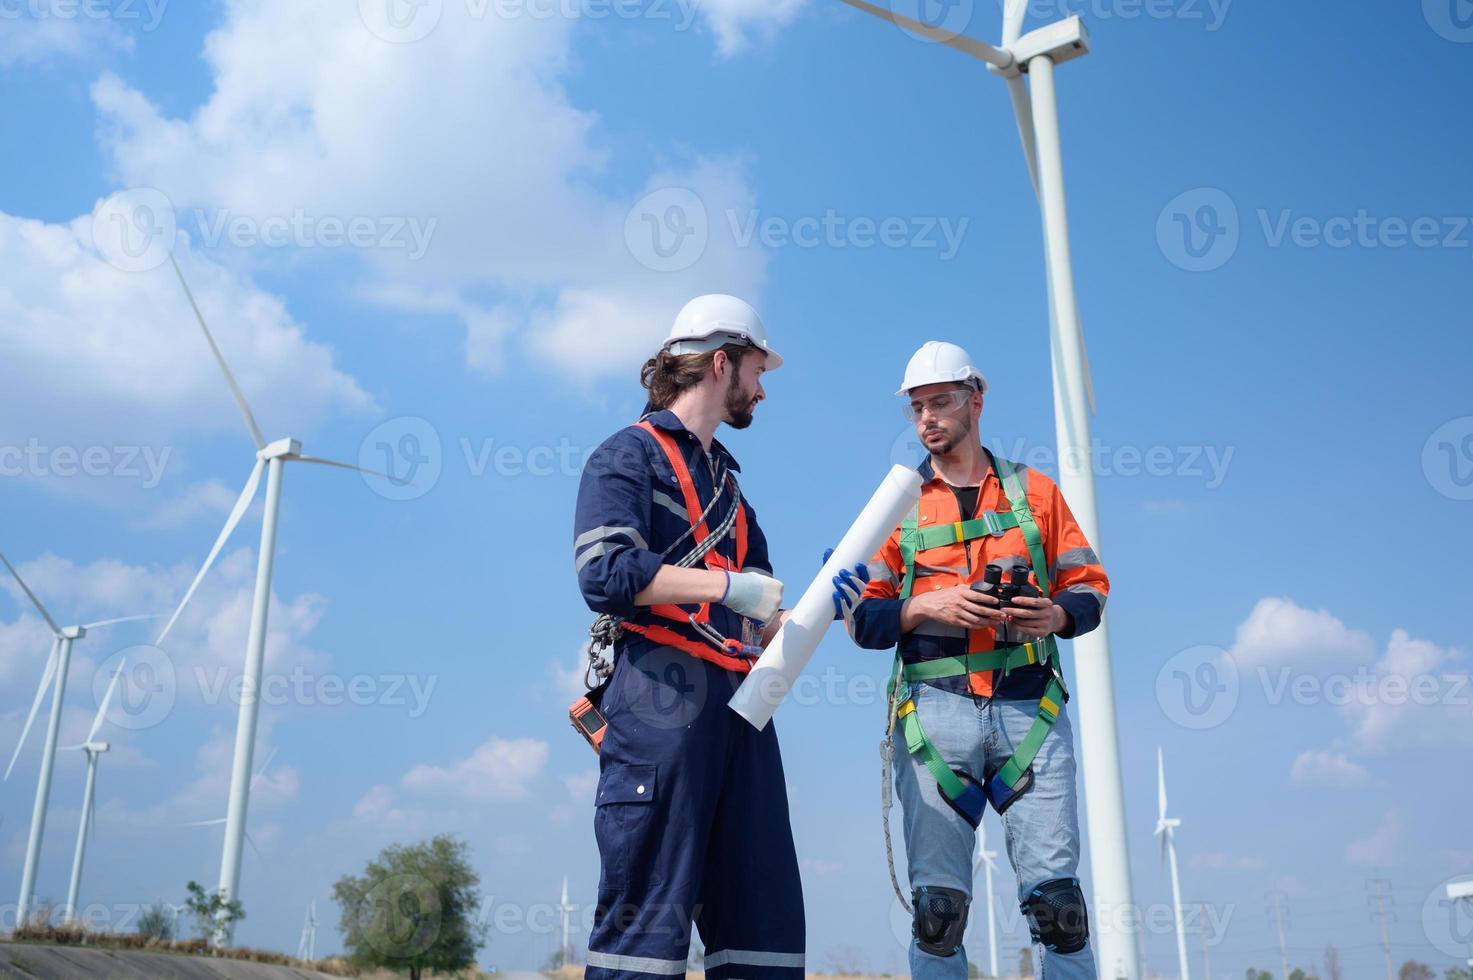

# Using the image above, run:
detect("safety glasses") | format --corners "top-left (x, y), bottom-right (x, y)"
top-left (902, 388), bottom-right (974, 423)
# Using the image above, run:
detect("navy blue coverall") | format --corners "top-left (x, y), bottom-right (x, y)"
top-left (573, 410), bottom-right (805, 980)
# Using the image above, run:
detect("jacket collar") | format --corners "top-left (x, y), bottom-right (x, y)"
top-left (916, 446), bottom-right (994, 488)
top-left (642, 409), bottom-right (743, 473)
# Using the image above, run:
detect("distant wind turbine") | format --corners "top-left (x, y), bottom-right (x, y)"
top-left (298, 899), bottom-right (317, 961)
top-left (972, 821), bottom-right (1000, 979)
top-left (61, 659), bottom-right (127, 922)
top-left (2, 547), bottom-right (153, 927)
top-left (181, 746), bottom-right (281, 866)
top-left (158, 254), bottom-right (385, 944)
top-left (559, 875), bottom-right (575, 967)
top-left (1156, 748), bottom-right (1191, 980)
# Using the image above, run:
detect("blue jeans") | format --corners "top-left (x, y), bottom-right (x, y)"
top-left (893, 681), bottom-right (1096, 980)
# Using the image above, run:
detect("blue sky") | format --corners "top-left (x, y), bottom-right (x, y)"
top-left (2, 0), bottom-right (1471, 976)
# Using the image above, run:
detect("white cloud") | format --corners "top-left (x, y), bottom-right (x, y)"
top-left (1187, 852), bottom-right (1266, 872)
top-left (401, 736), bottom-right (549, 801)
top-left (1227, 597), bottom-right (1376, 670)
top-left (1346, 809), bottom-right (1401, 866)
top-left (697, 0), bottom-right (806, 55)
top-left (1340, 629), bottom-right (1472, 751)
top-left (1289, 750), bottom-right (1369, 788)
top-left (0, 208), bottom-right (372, 512)
top-left (0, 13), bottom-right (128, 66)
top-left (88, 1), bottom-right (768, 382)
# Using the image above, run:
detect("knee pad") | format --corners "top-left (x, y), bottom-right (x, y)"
top-left (912, 886), bottom-right (969, 957)
top-left (1021, 878), bottom-right (1089, 954)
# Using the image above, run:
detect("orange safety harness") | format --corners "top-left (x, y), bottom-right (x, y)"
top-left (613, 420), bottom-right (758, 674)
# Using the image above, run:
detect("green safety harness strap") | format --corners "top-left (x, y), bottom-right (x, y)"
top-left (883, 455), bottom-right (1069, 820)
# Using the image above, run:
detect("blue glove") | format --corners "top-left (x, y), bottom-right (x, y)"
top-left (823, 548), bottom-right (871, 626)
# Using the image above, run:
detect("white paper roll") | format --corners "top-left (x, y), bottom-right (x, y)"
top-left (728, 464), bottom-right (923, 730)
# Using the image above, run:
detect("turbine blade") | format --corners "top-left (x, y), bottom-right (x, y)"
top-left (6, 638), bottom-right (60, 780)
top-left (1157, 747), bottom-right (1168, 822)
top-left (0, 548), bottom-right (61, 636)
top-left (81, 614), bottom-right (159, 631)
top-left (251, 745), bottom-right (280, 787)
top-left (86, 659), bottom-right (127, 745)
top-left (1076, 308), bottom-right (1097, 415)
top-left (1002, 0), bottom-right (1028, 44)
top-left (156, 458), bottom-right (265, 646)
top-left (834, 0), bottom-right (1011, 68)
top-left (245, 830), bottom-right (266, 863)
top-left (290, 454), bottom-right (391, 480)
top-left (1007, 76), bottom-right (1040, 195)
top-left (183, 817), bottom-right (228, 827)
top-left (168, 253), bottom-right (266, 451)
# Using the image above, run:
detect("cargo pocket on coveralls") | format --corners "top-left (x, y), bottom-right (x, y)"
top-left (594, 764), bottom-right (659, 890)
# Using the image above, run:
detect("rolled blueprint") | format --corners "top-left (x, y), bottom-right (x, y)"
top-left (729, 464), bottom-right (924, 730)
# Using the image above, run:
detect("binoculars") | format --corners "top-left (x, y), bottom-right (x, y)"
top-left (973, 563), bottom-right (1040, 608)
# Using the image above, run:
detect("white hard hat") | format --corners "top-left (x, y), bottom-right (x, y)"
top-left (663, 294), bottom-right (783, 371)
top-left (896, 340), bottom-right (988, 396)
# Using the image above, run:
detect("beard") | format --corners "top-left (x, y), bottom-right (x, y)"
top-left (923, 413), bottom-right (973, 455)
top-left (723, 370), bottom-right (757, 429)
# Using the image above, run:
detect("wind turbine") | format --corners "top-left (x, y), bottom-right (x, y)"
top-left (297, 899), bottom-right (317, 961)
top-left (972, 821), bottom-right (1000, 979)
top-left (1156, 748), bottom-right (1190, 980)
top-left (832, 1), bottom-right (1135, 974)
top-left (559, 875), bottom-right (574, 968)
top-left (2, 548), bottom-right (154, 927)
top-left (157, 254), bottom-right (383, 944)
top-left (181, 746), bottom-right (281, 866)
top-left (61, 659), bottom-right (127, 923)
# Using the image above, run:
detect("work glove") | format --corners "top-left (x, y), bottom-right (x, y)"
top-left (824, 548), bottom-right (871, 628)
top-left (721, 570), bottom-right (784, 624)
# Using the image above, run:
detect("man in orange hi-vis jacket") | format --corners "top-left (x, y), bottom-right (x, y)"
top-left (834, 340), bottom-right (1110, 980)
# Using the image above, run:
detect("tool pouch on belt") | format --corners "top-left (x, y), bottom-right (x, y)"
top-left (569, 681), bottom-right (610, 755)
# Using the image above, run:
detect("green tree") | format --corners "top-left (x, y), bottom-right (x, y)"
top-left (1445, 967), bottom-right (1472, 980)
top-left (183, 881), bottom-right (244, 942)
top-left (1246, 970), bottom-right (1274, 980)
top-left (333, 834), bottom-right (487, 980)
top-left (1018, 946), bottom-right (1034, 977)
top-left (1400, 963), bottom-right (1434, 980)
top-left (136, 901), bottom-right (175, 940)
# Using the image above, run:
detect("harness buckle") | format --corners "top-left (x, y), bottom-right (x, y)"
top-left (982, 511), bottom-right (1006, 537)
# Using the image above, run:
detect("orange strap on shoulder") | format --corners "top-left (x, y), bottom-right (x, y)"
top-left (635, 420), bottom-right (748, 625)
